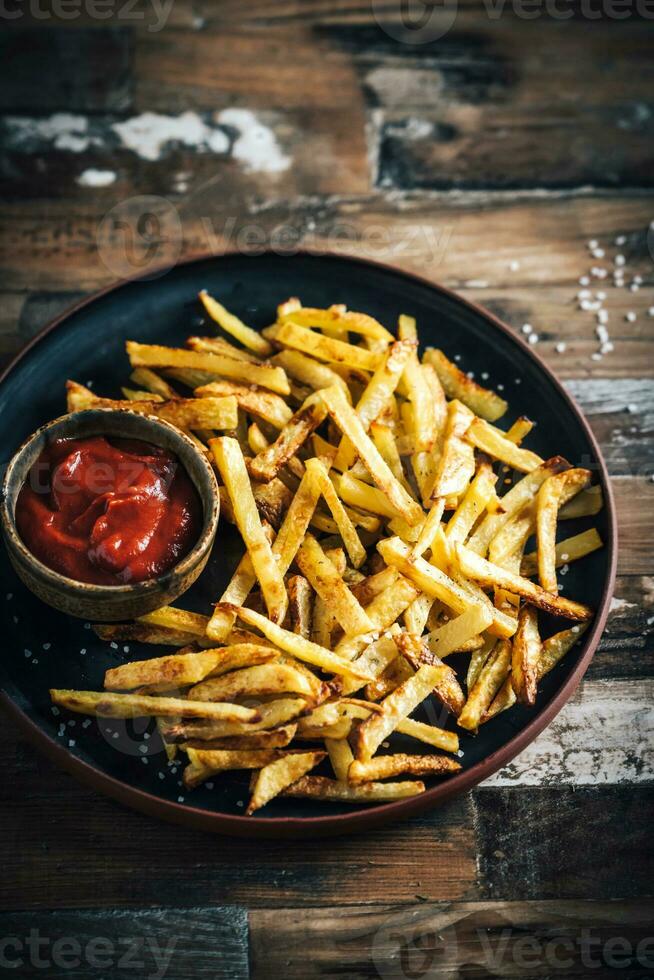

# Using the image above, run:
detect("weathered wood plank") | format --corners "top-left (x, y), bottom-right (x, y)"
top-left (0, 906), bottom-right (249, 979)
top-left (613, 476), bottom-right (654, 576)
top-left (474, 786), bottom-right (654, 900)
top-left (593, 575), bottom-right (654, 677)
top-left (0, 710), bottom-right (477, 910)
top-left (249, 899), bottom-right (654, 980)
top-left (484, 679), bottom-right (654, 787)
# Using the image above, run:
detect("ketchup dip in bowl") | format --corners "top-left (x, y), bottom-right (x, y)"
top-left (0, 409), bottom-right (220, 620)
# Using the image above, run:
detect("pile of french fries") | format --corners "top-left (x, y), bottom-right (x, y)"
top-left (51, 292), bottom-right (604, 814)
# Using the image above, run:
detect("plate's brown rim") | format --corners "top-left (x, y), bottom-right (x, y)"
top-left (0, 248), bottom-right (617, 839)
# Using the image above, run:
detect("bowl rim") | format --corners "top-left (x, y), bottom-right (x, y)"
top-left (0, 248), bottom-right (617, 838)
top-left (0, 407), bottom-right (220, 596)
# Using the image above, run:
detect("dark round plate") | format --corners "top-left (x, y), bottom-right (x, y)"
top-left (0, 251), bottom-right (616, 838)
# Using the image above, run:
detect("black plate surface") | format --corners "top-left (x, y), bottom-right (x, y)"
top-left (0, 252), bottom-right (616, 836)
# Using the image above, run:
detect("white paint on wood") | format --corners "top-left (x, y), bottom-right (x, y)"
top-left (112, 111), bottom-right (229, 161)
top-left (483, 679), bottom-right (654, 787)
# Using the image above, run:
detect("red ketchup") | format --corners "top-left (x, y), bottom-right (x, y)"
top-left (16, 436), bottom-right (201, 586)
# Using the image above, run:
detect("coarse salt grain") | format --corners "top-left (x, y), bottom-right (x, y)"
top-left (555, 342), bottom-right (567, 353)
top-left (601, 342), bottom-right (614, 354)
top-left (596, 325), bottom-right (609, 343)
top-left (528, 333), bottom-right (538, 345)
top-left (615, 235), bottom-right (626, 245)
top-left (626, 312), bottom-right (637, 322)
top-left (633, 275), bottom-right (643, 284)
top-left (597, 291), bottom-right (606, 301)
top-left (591, 353), bottom-right (603, 361)
top-left (588, 239), bottom-right (598, 249)
top-left (521, 323), bottom-right (533, 334)
top-left (597, 310), bottom-right (609, 324)
top-left (591, 248), bottom-right (605, 259)
top-left (615, 255), bottom-right (626, 266)
top-left (579, 276), bottom-right (590, 285)
top-left (630, 283), bottom-right (640, 293)
top-left (509, 260), bottom-right (520, 271)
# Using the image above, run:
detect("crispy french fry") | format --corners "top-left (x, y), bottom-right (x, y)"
top-left (227, 605), bottom-right (374, 680)
top-left (466, 636), bottom-right (496, 691)
top-left (104, 647), bottom-right (277, 692)
top-left (536, 469), bottom-right (592, 592)
top-left (50, 690), bottom-right (260, 722)
top-left (427, 400), bottom-right (475, 502)
top-left (511, 605), bottom-right (541, 705)
top-left (445, 463), bottom-right (497, 544)
top-left (93, 622), bottom-right (206, 648)
top-left (189, 662), bottom-right (324, 702)
top-left (457, 639), bottom-right (512, 731)
top-left (126, 342), bottom-right (290, 395)
top-left (288, 574), bottom-right (313, 640)
top-left (138, 607), bottom-right (210, 636)
top-left (304, 458), bottom-right (366, 568)
top-left (183, 747), bottom-right (285, 789)
top-left (247, 750), bottom-right (326, 814)
top-left (187, 335), bottom-right (263, 364)
top-left (211, 437), bottom-right (288, 624)
top-left (199, 290), bottom-right (273, 356)
top-left (397, 718), bottom-right (459, 754)
top-left (247, 396), bottom-right (327, 482)
top-left (423, 605), bottom-right (494, 659)
top-left (162, 699), bottom-right (308, 741)
top-left (320, 386), bottom-right (423, 526)
top-left (130, 367), bottom-right (179, 400)
top-left (66, 381), bottom-right (238, 431)
top-left (455, 544), bottom-right (593, 621)
top-left (393, 633), bottom-right (465, 716)
top-left (273, 321), bottom-right (382, 372)
top-left (521, 528), bottom-right (603, 578)
top-left (465, 417), bottom-right (543, 473)
top-left (180, 724), bottom-right (298, 751)
top-left (325, 737), bottom-right (355, 781)
top-left (271, 349), bottom-right (351, 398)
top-left (284, 774), bottom-right (425, 802)
top-left (281, 306), bottom-right (394, 343)
top-left (353, 664), bottom-right (444, 762)
top-left (423, 348), bottom-right (508, 421)
top-left (349, 753), bottom-right (460, 784)
top-left (195, 380), bottom-right (293, 429)
top-left (296, 533), bottom-right (373, 637)
top-left (559, 485), bottom-right (603, 519)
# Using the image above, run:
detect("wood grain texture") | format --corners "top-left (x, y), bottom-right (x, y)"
top-left (249, 899), bottom-right (654, 980)
top-left (0, 906), bottom-right (249, 979)
top-left (474, 786), bottom-right (654, 900)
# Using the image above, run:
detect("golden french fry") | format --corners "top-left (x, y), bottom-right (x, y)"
top-left (195, 379), bottom-right (293, 429)
top-left (199, 290), bottom-right (273, 356)
top-left (353, 664), bottom-right (445, 762)
top-left (325, 737), bottom-right (355, 781)
top-left (211, 437), bottom-right (288, 624)
top-left (162, 699), bottom-right (309, 741)
top-left (138, 606), bottom-right (210, 636)
top-left (296, 533), bottom-right (373, 637)
top-left (273, 321), bottom-right (382, 372)
top-left (423, 348), bottom-right (508, 421)
top-left (126, 341), bottom-right (290, 395)
top-left (423, 605), bottom-right (494, 659)
top-left (559, 485), bottom-right (603, 520)
top-left (304, 458), bottom-right (367, 568)
top-left (348, 753), bottom-right (460, 784)
top-left (445, 463), bottom-right (497, 545)
top-left (66, 381), bottom-right (238, 431)
top-left (455, 544), bottom-right (593, 621)
top-left (521, 528), bottom-right (603, 578)
top-left (130, 367), bottom-right (179, 400)
top-left (94, 622), bottom-right (206, 648)
top-left (511, 605), bottom-right (541, 705)
top-left (190, 662), bottom-right (325, 703)
top-left (247, 396), bottom-right (327, 483)
top-left (183, 747), bottom-right (289, 789)
top-left (247, 750), bottom-right (326, 814)
top-left (397, 718), bottom-right (459, 754)
top-left (393, 633), bottom-right (465, 716)
top-left (187, 335), bottom-right (263, 364)
top-left (288, 574), bottom-right (313, 640)
top-left (458, 639), bottom-right (512, 731)
top-left (427, 400), bottom-right (475, 502)
top-left (227, 604), bottom-right (374, 680)
top-left (466, 636), bottom-right (496, 691)
top-left (179, 724), bottom-right (298, 751)
top-left (284, 775), bottom-right (425, 802)
top-left (50, 690), bottom-right (260, 722)
top-left (320, 385), bottom-right (423, 526)
top-left (536, 469), bottom-right (592, 592)
top-left (104, 647), bottom-right (276, 692)
top-left (465, 417), bottom-right (543, 473)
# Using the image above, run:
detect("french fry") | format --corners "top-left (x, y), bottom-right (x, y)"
top-left (411, 500), bottom-right (446, 558)
top-left (521, 528), bottom-right (603, 578)
top-left (273, 321), bottom-right (382, 372)
top-left (180, 724), bottom-right (298, 751)
top-left (465, 417), bottom-right (543, 473)
top-left (66, 381), bottom-right (238, 431)
top-left (281, 306), bottom-right (395, 344)
top-left (325, 737), bottom-right (355, 781)
top-left (348, 753), bottom-right (461, 784)
top-left (427, 400), bottom-right (476, 502)
top-left (104, 646), bottom-right (277, 692)
top-left (320, 386), bottom-right (424, 526)
top-left (162, 699), bottom-right (309, 741)
top-left (423, 605), bottom-right (494, 659)
top-left (126, 342), bottom-right (290, 395)
top-left (370, 422), bottom-right (414, 496)
top-left (247, 396), bottom-right (327, 483)
top-left (445, 463), bottom-right (497, 544)
top-left (226, 605), bottom-right (374, 680)
top-left (377, 537), bottom-right (516, 639)
top-left (393, 633), bottom-right (466, 716)
top-left (199, 290), bottom-right (273, 357)
top-left (466, 457), bottom-right (570, 556)
top-left (130, 367), bottom-right (179, 400)
top-left (333, 471), bottom-right (404, 520)
top-left (304, 458), bottom-right (367, 568)
top-left (187, 335), bottom-right (263, 364)
top-left (295, 533), bottom-right (373, 637)
top-left (195, 380), bottom-right (293, 429)
top-left (559, 485), bottom-right (603, 520)
top-left (93, 622), bottom-right (205, 648)
top-left (288, 575), bottom-right (313, 639)
top-left (511, 605), bottom-right (541, 705)
top-left (536, 469), bottom-right (592, 592)
top-left (211, 437), bottom-right (288, 624)
top-left (138, 607), bottom-right (210, 636)
top-left (423, 348), bottom-right (508, 421)
top-left (353, 664), bottom-right (445, 762)
top-left (271, 349), bottom-right (351, 398)
top-left (283, 775), bottom-right (425, 802)
top-left (183, 747), bottom-right (287, 789)
top-left (466, 636), bottom-right (496, 691)
top-left (246, 750), bottom-right (326, 814)
top-left (334, 340), bottom-right (415, 470)
top-left (457, 639), bottom-right (512, 731)
top-left (189, 663), bottom-right (324, 702)
top-left (455, 544), bottom-right (593, 621)
top-left (397, 718), bottom-right (459, 754)
top-left (50, 690), bottom-right (260, 722)
top-left (404, 593), bottom-right (435, 635)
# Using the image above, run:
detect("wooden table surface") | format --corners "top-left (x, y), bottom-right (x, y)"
top-left (1, 4), bottom-right (653, 977)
